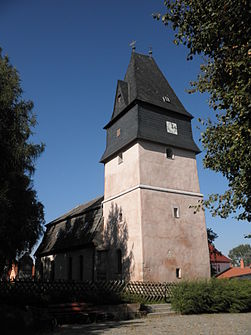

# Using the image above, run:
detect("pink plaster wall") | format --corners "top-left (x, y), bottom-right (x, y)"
top-left (103, 140), bottom-right (210, 282)
top-left (103, 189), bottom-right (143, 281)
top-left (104, 143), bottom-right (140, 199)
top-left (140, 189), bottom-right (210, 281)
top-left (138, 141), bottom-right (201, 193)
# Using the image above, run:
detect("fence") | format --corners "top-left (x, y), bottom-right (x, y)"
top-left (0, 280), bottom-right (176, 304)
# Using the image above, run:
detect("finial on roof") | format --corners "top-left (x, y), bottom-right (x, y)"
top-left (129, 40), bottom-right (136, 52)
top-left (149, 46), bottom-right (152, 57)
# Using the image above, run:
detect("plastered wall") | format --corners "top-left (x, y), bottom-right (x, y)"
top-left (140, 189), bottom-right (210, 281)
top-left (102, 188), bottom-right (143, 281)
top-left (138, 141), bottom-right (201, 193)
top-left (103, 140), bottom-right (210, 281)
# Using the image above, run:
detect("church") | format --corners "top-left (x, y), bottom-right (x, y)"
top-left (35, 52), bottom-right (210, 282)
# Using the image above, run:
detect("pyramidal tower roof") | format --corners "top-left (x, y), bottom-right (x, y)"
top-left (109, 52), bottom-right (192, 124)
top-left (100, 52), bottom-right (200, 163)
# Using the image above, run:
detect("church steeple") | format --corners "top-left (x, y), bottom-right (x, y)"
top-left (100, 52), bottom-right (199, 163)
top-left (102, 52), bottom-right (210, 282)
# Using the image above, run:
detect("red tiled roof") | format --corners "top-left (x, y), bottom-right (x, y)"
top-left (217, 267), bottom-right (251, 279)
top-left (209, 244), bottom-right (232, 263)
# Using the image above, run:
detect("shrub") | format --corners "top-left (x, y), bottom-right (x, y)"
top-left (171, 279), bottom-right (251, 314)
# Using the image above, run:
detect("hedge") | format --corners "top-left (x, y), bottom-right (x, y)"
top-left (171, 279), bottom-right (251, 314)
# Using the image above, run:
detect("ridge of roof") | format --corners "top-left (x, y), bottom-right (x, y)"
top-left (48, 195), bottom-right (104, 226)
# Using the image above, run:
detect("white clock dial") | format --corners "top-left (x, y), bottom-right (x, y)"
top-left (166, 121), bottom-right (178, 135)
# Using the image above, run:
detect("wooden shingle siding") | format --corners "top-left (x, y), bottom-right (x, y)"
top-left (101, 53), bottom-right (199, 163)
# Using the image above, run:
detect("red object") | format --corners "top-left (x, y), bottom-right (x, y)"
top-left (209, 244), bottom-right (232, 263)
top-left (216, 266), bottom-right (251, 279)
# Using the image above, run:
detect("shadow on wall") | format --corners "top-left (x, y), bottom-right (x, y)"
top-left (103, 203), bottom-right (134, 281)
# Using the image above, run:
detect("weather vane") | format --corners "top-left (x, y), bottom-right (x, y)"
top-left (129, 40), bottom-right (136, 52)
top-left (149, 46), bottom-right (153, 57)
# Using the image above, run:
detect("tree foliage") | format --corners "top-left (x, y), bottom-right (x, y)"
top-left (228, 244), bottom-right (251, 267)
top-left (207, 228), bottom-right (218, 245)
top-left (154, 1), bottom-right (251, 221)
top-left (0, 49), bottom-right (45, 275)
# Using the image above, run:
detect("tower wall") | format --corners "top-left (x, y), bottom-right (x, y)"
top-left (103, 143), bottom-right (143, 281)
top-left (138, 141), bottom-right (210, 281)
top-left (103, 141), bottom-right (210, 281)
top-left (104, 141), bottom-right (140, 199)
top-left (138, 141), bottom-right (201, 193)
top-left (140, 189), bottom-right (210, 281)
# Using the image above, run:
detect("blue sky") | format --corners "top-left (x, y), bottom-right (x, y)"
top-left (0, 0), bottom-right (250, 256)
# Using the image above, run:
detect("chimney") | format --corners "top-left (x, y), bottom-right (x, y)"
top-left (240, 258), bottom-right (244, 269)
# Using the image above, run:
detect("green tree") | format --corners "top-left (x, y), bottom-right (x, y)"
top-left (0, 48), bottom-right (45, 276)
top-left (228, 244), bottom-right (251, 267)
top-left (207, 228), bottom-right (218, 245)
top-left (207, 228), bottom-right (218, 277)
top-left (154, 1), bottom-right (251, 222)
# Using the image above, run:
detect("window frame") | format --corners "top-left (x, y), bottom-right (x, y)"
top-left (173, 206), bottom-right (180, 218)
top-left (176, 268), bottom-right (181, 279)
top-left (166, 147), bottom-right (174, 160)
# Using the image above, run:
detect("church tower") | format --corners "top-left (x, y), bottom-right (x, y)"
top-left (101, 52), bottom-right (210, 281)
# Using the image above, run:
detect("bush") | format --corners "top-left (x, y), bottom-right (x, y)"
top-left (171, 279), bottom-right (251, 314)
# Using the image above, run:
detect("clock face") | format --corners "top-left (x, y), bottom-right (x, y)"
top-left (166, 121), bottom-right (178, 135)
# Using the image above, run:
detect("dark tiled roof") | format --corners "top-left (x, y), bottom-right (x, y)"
top-left (35, 196), bottom-right (104, 256)
top-left (107, 52), bottom-right (192, 127)
top-left (100, 52), bottom-right (199, 163)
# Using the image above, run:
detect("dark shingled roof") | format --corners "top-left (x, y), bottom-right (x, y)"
top-left (100, 53), bottom-right (200, 163)
top-left (106, 52), bottom-right (192, 128)
top-left (35, 196), bottom-right (104, 256)
top-left (125, 53), bottom-right (192, 117)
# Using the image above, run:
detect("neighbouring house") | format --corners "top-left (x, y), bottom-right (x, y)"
top-left (18, 252), bottom-right (35, 280)
top-left (216, 259), bottom-right (251, 279)
top-left (209, 244), bottom-right (231, 275)
top-left (7, 253), bottom-right (35, 280)
top-left (35, 52), bottom-right (210, 282)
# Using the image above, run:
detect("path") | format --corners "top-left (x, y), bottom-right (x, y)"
top-left (48, 313), bottom-right (251, 335)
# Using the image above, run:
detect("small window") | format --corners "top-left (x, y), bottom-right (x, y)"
top-left (174, 207), bottom-right (180, 218)
top-left (118, 152), bottom-right (123, 164)
top-left (166, 148), bottom-right (174, 159)
top-left (162, 95), bottom-right (171, 103)
top-left (176, 268), bottom-right (181, 279)
top-left (116, 128), bottom-right (121, 137)
top-left (117, 94), bottom-right (122, 103)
